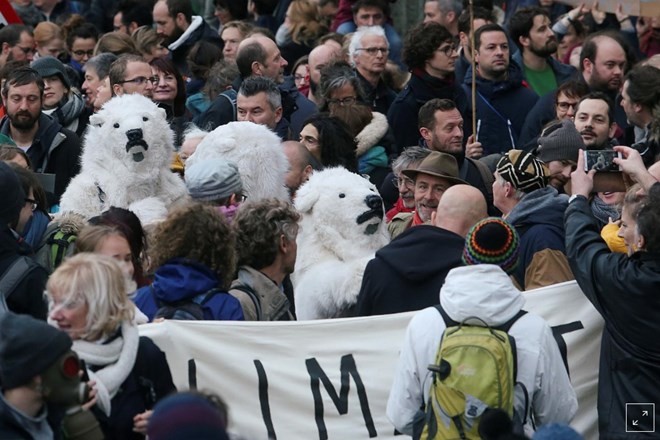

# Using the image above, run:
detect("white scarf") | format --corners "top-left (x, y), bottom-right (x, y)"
top-left (73, 321), bottom-right (140, 416)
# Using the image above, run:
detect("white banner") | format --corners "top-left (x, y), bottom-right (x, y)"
top-left (140, 280), bottom-right (604, 440)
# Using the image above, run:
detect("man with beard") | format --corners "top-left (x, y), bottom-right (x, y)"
top-left (387, 21), bottom-right (469, 150)
top-left (520, 30), bottom-right (631, 147)
top-left (0, 25), bottom-right (34, 69)
top-left (388, 150), bottom-right (468, 238)
top-left (0, 67), bottom-right (81, 205)
top-left (418, 98), bottom-right (498, 215)
top-left (534, 119), bottom-right (583, 192)
top-left (461, 24), bottom-right (539, 155)
top-left (152, 0), bottom-right (221, 76)
top-left (620, 65), bottom-right (660, 166)
top-left (574, 92), bottom-right (617, 151)
top-left (229, 199), bottom-right (299, 321)
top-left (509, 7), bottom-right (576, 97)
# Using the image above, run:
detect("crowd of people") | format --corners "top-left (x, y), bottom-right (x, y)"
top-left (0, 0), bottom-right (660, 438)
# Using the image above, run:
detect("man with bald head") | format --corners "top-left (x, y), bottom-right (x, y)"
top-left (282, 140), bottom-right (319, 199)
top-left (355, 185), bottom-right (487, 316)
top-left (196, 34), bottom-right (317, 137)
top-left (307, 43), bottom-right (342, 104)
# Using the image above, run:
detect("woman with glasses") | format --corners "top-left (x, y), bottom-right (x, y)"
top-left (47, 253), bottom-right (176, 438)
top-left (61, 15), bottom-right (99, 85)
top-left (7, 163), bottom-right (50, 250)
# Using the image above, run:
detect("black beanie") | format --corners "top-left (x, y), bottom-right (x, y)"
top-left (0, 162), bottom-right (25, 227)
top-left (0, 313), bottom-right (72, 389)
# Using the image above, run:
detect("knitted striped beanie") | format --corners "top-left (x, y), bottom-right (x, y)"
top-left (496, 149), bottom-right (549, 193)
top-left (463, 217), bottom-right (519, 274)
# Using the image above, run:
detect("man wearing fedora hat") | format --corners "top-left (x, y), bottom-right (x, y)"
top-left (388, 150), bottom-right (467, 238)
top-left (493, 149), bottom-right (574, 290)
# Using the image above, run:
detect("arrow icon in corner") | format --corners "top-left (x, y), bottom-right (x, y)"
top-left (633, 420), bottom-right (639, 426)
top-left (643, 411), bottom-right (649, 416)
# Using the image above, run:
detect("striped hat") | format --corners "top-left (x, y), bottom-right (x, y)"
top-left (496, 150), bottom-right (549, 193)
top-left (463, 217), bottom-right (519, 274)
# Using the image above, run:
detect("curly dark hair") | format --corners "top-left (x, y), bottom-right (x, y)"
top-left (233, 199), bottom-right (300, 270)
top-left (403, 21), bottom-right (454, 70)
top-left (148, 203), bottom-right (236, 289)
top-left (302, 113), bottom-right (358, 172)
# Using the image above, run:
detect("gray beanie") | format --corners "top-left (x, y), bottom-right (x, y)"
top-left (536, 119), bottom-right (583, 164)
top-left (31, 56), bottom-right (71, 89)
top-left (0, 313), bottom-right (72, 389)
top-left (0, 162), bottom-right (25, 227)
top-left (185, 158), bottom-right (243, 202)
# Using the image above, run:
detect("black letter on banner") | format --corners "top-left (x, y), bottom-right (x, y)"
top-left (305, 354), bottom-right (377, 440)
top-left (551, 321), bottom-right (584, 377)
top-left (188, 359), bottom-right (197, 390)
top-left (254, 360), bottom-right (277, 440)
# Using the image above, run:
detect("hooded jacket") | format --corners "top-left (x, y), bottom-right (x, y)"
top-left (565, 193), bottom-right (660, 438)
top-left (133, 259), bottom-right (244, 321)
top-left (506, 186), bottom-right (573, 290)
top-left (462, 61), bottom-right (539, 155)
top-left (0, 113), bottom-right (82, 204)
top-left (386, 264), bottom-right (578, 436)
top-left (387, 71), bottom-right (469, 151)
top-left (229, 266), bottom-right (293, 321)
top-left (355, 225), bottom-right (464, 316)
top-left (167, 16), bottom-right (222, 77)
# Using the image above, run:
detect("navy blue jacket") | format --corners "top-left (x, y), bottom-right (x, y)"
top-left (134, 259), bottom-right (244, 321)
top-left (355, 225), bottom-right (464, 316)
top-left (387, 72), bottom-right (469, 151)
top-left (356, 70), bottom-right (397, 116)
top-left (462, 61), bottom-right (539, 155)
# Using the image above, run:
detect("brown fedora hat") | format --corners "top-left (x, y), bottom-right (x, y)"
top-left (401, 151), bottom-right (468, 185)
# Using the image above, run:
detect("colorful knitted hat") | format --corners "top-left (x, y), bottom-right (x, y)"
top-left (496, 149), bottom-right (549, 193)
top-left (463, 217), bottom-right (519, 274)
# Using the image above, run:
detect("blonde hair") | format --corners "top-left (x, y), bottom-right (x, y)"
top-left (94, 31), bottom-right (138, 56)
top-left (47, 253), bottom-right (135, 341)
top-left (288, 0), bottom-right (326, 45)
top-left (34, 22), bottom-right (64, 47)
top-left (132, 26), bottom-right (162, 58)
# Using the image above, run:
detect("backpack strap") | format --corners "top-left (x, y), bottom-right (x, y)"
top-left (434, 304), bottom-right (458, 327)
top-left (0, 256), bottom-right (38, 314)
top-left (220, 89), bottom-right (237, 121)
top-left (231, 283), bottom-right (263, 320)
top-left (496, 309), bottom-right (528, 333)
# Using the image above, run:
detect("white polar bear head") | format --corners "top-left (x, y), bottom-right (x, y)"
top-left (186, 121), bottom-right (289, 201)
top-left (294, 167), bottom-right (390, 264)
top-left (83, 94), bottom-right (173, 180)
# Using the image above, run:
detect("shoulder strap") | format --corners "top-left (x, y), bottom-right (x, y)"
top-left (220, 89), bottom-right (237, 121)
top-left (434, 304), bottom-right (458, 327)
top-left (231, 283), bottom-right (263, 320)
top-left (497, 309), bottom-right (528, 333)
top-left (0, 256), bottom-right (37, 313)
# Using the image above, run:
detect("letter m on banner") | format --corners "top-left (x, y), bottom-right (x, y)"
top-left (306, 354), bottom-right (378, 440)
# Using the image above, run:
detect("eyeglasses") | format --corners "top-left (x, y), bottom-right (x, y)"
top-left (17, 46), bottom-right (35, 55)
top-left (119, 76), bottom-right (159, 86)
top-left (392, 176), bottom-right (414, 189)
top-left (356, 47), bottom-right (389, 56)
top-left (436, 44), bottom-right (458, 57)
top-left (327, 96), bottom-right (357, 107)
top-left (25, 198), bottom-right (37, 211)
top-left (72, 49), bottom-right (94, 58)
top-left (556, 101), bottom-right (578, 112)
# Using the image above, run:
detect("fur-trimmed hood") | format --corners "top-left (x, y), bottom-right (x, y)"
top-left (355, 112), bottom-right (389, 157)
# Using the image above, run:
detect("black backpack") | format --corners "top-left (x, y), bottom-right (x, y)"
top-left (152, 286), bottom-right (221, 321)
top-left (0, 256), bottom-right (37, 315)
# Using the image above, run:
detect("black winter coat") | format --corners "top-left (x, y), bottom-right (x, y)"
top-left (355, 225), bottom-right (464, 316)
top-left (565, 193), bottom-right (660, 438)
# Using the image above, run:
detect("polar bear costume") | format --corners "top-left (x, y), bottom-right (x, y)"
top-left (59, 94), bottom-right (187, 224)
top-left (292, 167), bottom-right (390, 319)
top-left (185, 121), bottom-right (289, 201)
